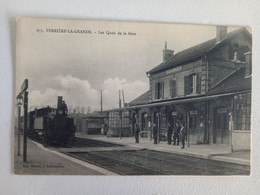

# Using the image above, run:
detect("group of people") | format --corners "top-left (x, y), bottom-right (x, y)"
top-left (134, 122), bottom-right (186, 149)
top-left (167, 122), bottom-right (186, 149)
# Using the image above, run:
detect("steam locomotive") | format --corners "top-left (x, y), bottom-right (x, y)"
top-left (28, 96), bottom-right (75, 146)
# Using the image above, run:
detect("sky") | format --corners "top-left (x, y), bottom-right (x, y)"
top-left (16, 17), bottom-right (249, 112)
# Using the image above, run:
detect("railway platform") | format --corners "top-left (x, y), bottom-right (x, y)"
top-left (76, 133), bottom-right (250, 166)
top-left (13, 133), bottom-right (250, 175)
top-left (14, 135), bottom-right (116, 175)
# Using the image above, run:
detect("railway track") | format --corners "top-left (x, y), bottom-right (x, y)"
top-left (64, 148), bottom-right (249, 175)
top-left (96, 149), bottom-right (249, 175)
top-left (65, 151), bottom-right (167, 175)
top-left (60, 138), bottom-right (249, 175)
top-left (66, 137), bottom-right (124, 148)
top-left (144, 150), bottom-right (250, 174)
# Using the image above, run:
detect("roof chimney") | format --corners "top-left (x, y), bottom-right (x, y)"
top-left (216, 26), bottom-right (227, 43)
top-left (163, 42), bottom-right (174, 62)
top-left (244, 52), bottom-right (252, 77)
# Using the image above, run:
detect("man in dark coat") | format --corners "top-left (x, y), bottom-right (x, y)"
top-left (179, 123), bottom-right (186, 149)
top-left (104, 124), bottom-right (108, 135)
top-left (135, 124), bottom-right (140, 143)
top-left (173, 122), bottom-right (180, 146)
top-left (167, 122), bottom-right (173, 145)
top-left (153, 123), bottom-right (157, 144)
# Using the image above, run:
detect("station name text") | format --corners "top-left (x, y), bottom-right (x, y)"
top-left (36, 28), bottom-right (137, 36)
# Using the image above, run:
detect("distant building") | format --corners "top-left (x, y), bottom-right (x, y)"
top-left (81, 111), bottom-right (107, 135)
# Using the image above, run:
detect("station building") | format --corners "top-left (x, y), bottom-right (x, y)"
top-left (81, 111), bottom-right (107, 135)
top-left (106, 27), bottom-right (252, 151)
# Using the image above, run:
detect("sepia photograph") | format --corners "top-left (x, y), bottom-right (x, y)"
top-left (15, 17), bottom-right (251, 176)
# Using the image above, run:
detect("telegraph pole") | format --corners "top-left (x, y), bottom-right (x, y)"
top-left (23, 91), bottom-right (28, 162)
top-left (119, 90), bottom-right (121, 108)
top-left (100, 90), bottom-right (103, 114)
top-left (20, 79), bottom-right (28, 162)
top-left (122, 89), bottom-right (125, 107)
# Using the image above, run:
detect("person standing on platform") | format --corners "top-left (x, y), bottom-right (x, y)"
top-left (153, 123), bottom-right (157, 144)
top-left (104, 124), bottom-right (108, 135)
top-left (173, 122), bottom-right (180, 146)
top-left (179, 123), bottom-right (186, 149)
top-left (135, 124), bottom-right (140, 143)
top-left (167, 122), bottom-right (173, 145)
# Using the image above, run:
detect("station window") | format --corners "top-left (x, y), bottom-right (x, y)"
top-left (184, 74), bottom-right (200, 95)
top-left (234, 51), bottom-right (238, 61)
top-left (154, 81), bottom-right (164, 99)
top-left (108, 111), bottom-right (130, 129)
top-left (233, 43), bottom-right (239, 61)
top-left (233, 93), bottom-right (251, 130)
top-left (229, 43), bottom-right (250, 62)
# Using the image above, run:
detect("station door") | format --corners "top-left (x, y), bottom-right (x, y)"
top-left (213, 107), bottom-right (229, 144)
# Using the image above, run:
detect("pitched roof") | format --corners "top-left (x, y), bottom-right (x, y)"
top-left (84, 111), bottom-right (106, 118)
top-left (147, 28), bottom-right (251, 74)
top-left (128, 90), bottom-right (150, 106)
top-left (208, 68), bottom-right (251, 95)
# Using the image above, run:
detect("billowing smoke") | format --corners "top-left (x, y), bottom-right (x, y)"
top-left (102, 77), bottom-right (148, 110)
top-left (29, 75), bottom-right (148, 112)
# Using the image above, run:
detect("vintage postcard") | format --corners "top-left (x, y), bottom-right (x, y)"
top-left (15, 17), bottom-right (251, 175)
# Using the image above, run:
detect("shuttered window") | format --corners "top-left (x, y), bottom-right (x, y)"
top-left (196, 74), bottom-right (201, 94)
top-left (170, 79), bottom-right (176, 97)
top-left (155, 83), bottom-right (158, 99)
top-left (184, 75), bottom-right (190, 95)
top-left (161, 82), bottom-right (164, 99)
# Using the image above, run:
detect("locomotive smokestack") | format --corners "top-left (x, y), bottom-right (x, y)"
top-left (57, 96), bottom-right (63, 109)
